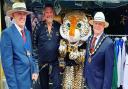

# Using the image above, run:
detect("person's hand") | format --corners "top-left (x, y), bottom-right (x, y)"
top-left (32, 73), bottom-right (38, 81)
top-left (59, 42), bottom-right (67, 58)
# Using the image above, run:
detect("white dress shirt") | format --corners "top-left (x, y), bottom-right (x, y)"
top-left (94, 32), bottom-right (103, 48)
top-left (14, 23), bottom-right (23, 36)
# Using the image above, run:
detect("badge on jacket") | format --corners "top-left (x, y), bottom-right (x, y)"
top-left (26, 50), bottom-right (31, 57)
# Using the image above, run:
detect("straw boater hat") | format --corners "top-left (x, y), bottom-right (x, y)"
top-left (7, 2), bottom-right (32, 17)
top-left (89, 12), bottom-right (109, 28)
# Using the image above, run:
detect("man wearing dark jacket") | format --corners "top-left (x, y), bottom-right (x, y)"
top-left (84, 12), bottom-right (114, 89)
top-left (32, 4), bottom-right (61, 89)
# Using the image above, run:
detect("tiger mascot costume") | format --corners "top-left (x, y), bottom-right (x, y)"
top-left (59, 11), bottom-right (91, 89)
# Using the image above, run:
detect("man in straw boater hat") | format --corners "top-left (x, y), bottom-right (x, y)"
top-left (84, 12), bottom-right (114, 89)
top-left (1, 2), bottom-right (38, 89)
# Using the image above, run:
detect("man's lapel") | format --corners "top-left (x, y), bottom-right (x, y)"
top-left (11, 24), bottom-right (24, 44)
top-left (89, 35), bottom-right (93, 49)
top-left (24, 28), bottom-right (31, 51)
top-left (95, 33), bottom-right (105, 48)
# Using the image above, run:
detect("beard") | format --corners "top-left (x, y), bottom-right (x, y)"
top-left (46, 17), bottom-right (53, 23)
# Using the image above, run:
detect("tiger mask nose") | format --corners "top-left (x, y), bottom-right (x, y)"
top-left (69, 16), bottom-right (77, 37)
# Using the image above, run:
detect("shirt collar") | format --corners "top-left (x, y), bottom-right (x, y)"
top-left (94, 32), bottom-right (103, 39)
top-left (14, 22), bottom-right (25, 36)
top-left (14, 23), bottom-right (22, 31)
top-left (93, 32), bottom-right (103, 47)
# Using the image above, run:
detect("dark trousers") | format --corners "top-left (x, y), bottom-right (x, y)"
top-left (39, 62), bottom-right (61, 89)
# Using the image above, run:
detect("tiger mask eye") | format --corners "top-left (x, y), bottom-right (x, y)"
top-left (67, 22), bottom-right (70, 28)
top-left (77, 23), bottom-right (81, 28)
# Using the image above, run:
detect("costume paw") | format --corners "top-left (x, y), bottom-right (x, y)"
top-left (69, 51), bottom-right (79, 60)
